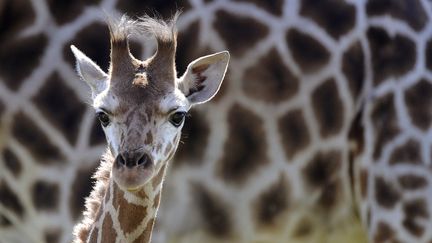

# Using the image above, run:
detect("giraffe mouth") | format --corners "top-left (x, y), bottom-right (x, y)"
top-left (112, 162), bottom-right (155, 190)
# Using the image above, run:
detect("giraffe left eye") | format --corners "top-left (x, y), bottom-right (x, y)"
top-left (169, 111), bottom-right (186, 127)
top-left (96, 112), bottom-right (110, 127)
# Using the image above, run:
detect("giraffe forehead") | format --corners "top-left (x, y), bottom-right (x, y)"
top-left (94, 89), bottom-right (157, 117)
top-left (120, 89), bottom-right (189, 118)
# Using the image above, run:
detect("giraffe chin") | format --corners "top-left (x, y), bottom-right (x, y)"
top-left (112, 164), bottom-right (155, 191)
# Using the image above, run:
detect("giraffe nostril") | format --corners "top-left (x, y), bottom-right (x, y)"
top-left (116, 152), bottom-right (152, 168)
top-left (137, 153), bottom-right (151, 168)
top-left (117, 154), bottom-right (126, 166)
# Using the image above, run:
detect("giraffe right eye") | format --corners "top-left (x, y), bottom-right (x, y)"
top-left (169, 111), bottom-right (187, 127)
top-left (96, 112), bottom-right (110, 127)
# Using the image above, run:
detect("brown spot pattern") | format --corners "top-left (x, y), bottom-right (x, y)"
top-left (0, 33), bottom-right (47, 90)
top-left (118, 202), bottom-right (147, 234)
top-left (311, 78), bottom-right (344, 138)
top-left (0, 180), bottom-right (24, 217)
top-left (144, 131), bottom-right (153, 145)
top-left (176, 21), bottom-right (203, 75)
top-left (193, 183), bottom-right (231, 237)
top-left (175, 110), bottom-right (209, 166)
top-left (402, 198), bottom-right (429, 237)
top-left (303, 150), bottom-right (341, 188)
top-left (278, 109), bottom-right (310, 159)
top-left (286, 28), bottom-right (330, 72)
top-left (101, 213), bottom-right (116, 243)
top-left (371, 93), bottom-right (399, 159)
top-left (243, 48), bottom-right (299, 103)
top-left (426, 39), bottom-right (432, 71)
top-left (214, 10), bottom-right (269, 56)
top-left (342, 41), bottom-right (365, 100)
top-left (2, 147), bottom-right (22, 177)
top-left (44, 229), bottom-right (61, 243)
top-left (33, 72), bottom-right (86, 144)
top-left (404, 79), bottom-right (432, 131)
top-left (318, 179), bottom-right (341, 209)
top-left (254, 174), bottom-right (289, 226)
top-left (218, 104), bottom-right (267, 185)
top-left (88, 227), bottom-right (98, 243)
top-left (0, 214), bottom-right (12, 227)
top-left (374, 221), bottom-right (396, 242)
top-left (300, 0), bottom-right (356, 39)
top-left (64, 23), bottom-right (110, 72)
top-left (32, 180), bottom-right (59, 211)
top-left (89, 119), bottom-right (106, 146)
top-left (389, 139), bottom-right (421, 165)
top-left (70, 165), bottom-right (97, 220)
top-left (398, 174), bottom-right (428, 190)
top-left (133, 218), bottom-right (155, 243)
top-left (0, 0), bottom-right (35, 41)
top-left (366, 0), bottom-right (428, 32)
top-left (367, 27), bottom-right (416, 85)
top-left (375, 177), bottom-right (400, 209)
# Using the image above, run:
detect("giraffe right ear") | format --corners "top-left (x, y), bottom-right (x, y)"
top-left (178, 51), bottom-right (229, 105)
top-left (70, 45), bottom-right (108, 97)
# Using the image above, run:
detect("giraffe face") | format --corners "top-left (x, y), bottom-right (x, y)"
top-left (70, 13), bottom-right (229, 192)
top-left (92, 87), bottom-right (190, 190)
top-left (71, 43), bottom-right (229, 191)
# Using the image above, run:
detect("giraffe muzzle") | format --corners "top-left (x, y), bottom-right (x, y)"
top-left (115, 151), bottom-right (152, 168)
top-left (112, 151), bottom-right (155, 189)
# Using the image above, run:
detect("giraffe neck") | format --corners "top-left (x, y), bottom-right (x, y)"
top-left (86, 156), bottom-right (167, 243)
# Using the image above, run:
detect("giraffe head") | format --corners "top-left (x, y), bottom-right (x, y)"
top-left (70, 15), bottom-right (229, 191)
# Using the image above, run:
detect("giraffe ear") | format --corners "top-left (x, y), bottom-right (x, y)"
top-left (178, 51), bottom-right (229, 105)
top-left (70, 45), bottom-right (108, 97)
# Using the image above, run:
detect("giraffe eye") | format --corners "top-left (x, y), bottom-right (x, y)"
top-left (169, 111), bottom-right (186, 127)
top-left (96, 112), bottom-right (110, 127)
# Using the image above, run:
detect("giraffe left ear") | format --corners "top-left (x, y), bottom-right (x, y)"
top-left (178, 51), bottom-right (230, 105)
top-left (70, 45), bottom-right (108, 97)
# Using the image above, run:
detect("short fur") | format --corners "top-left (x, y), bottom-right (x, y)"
top-left (72, 14), bottom-right (179, 242)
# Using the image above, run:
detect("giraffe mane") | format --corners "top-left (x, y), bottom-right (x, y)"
top-left (106, 15), bottom-right (135, 44)
top-left (73, 149), bottom-right (114, 243)
top-left (106, 13), bottom-right (179, 54)
top-left (136, 13), bottom-right (179, 46)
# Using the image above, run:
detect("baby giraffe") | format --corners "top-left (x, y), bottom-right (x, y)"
top-left (70, 14), bottom-right (229, 243)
